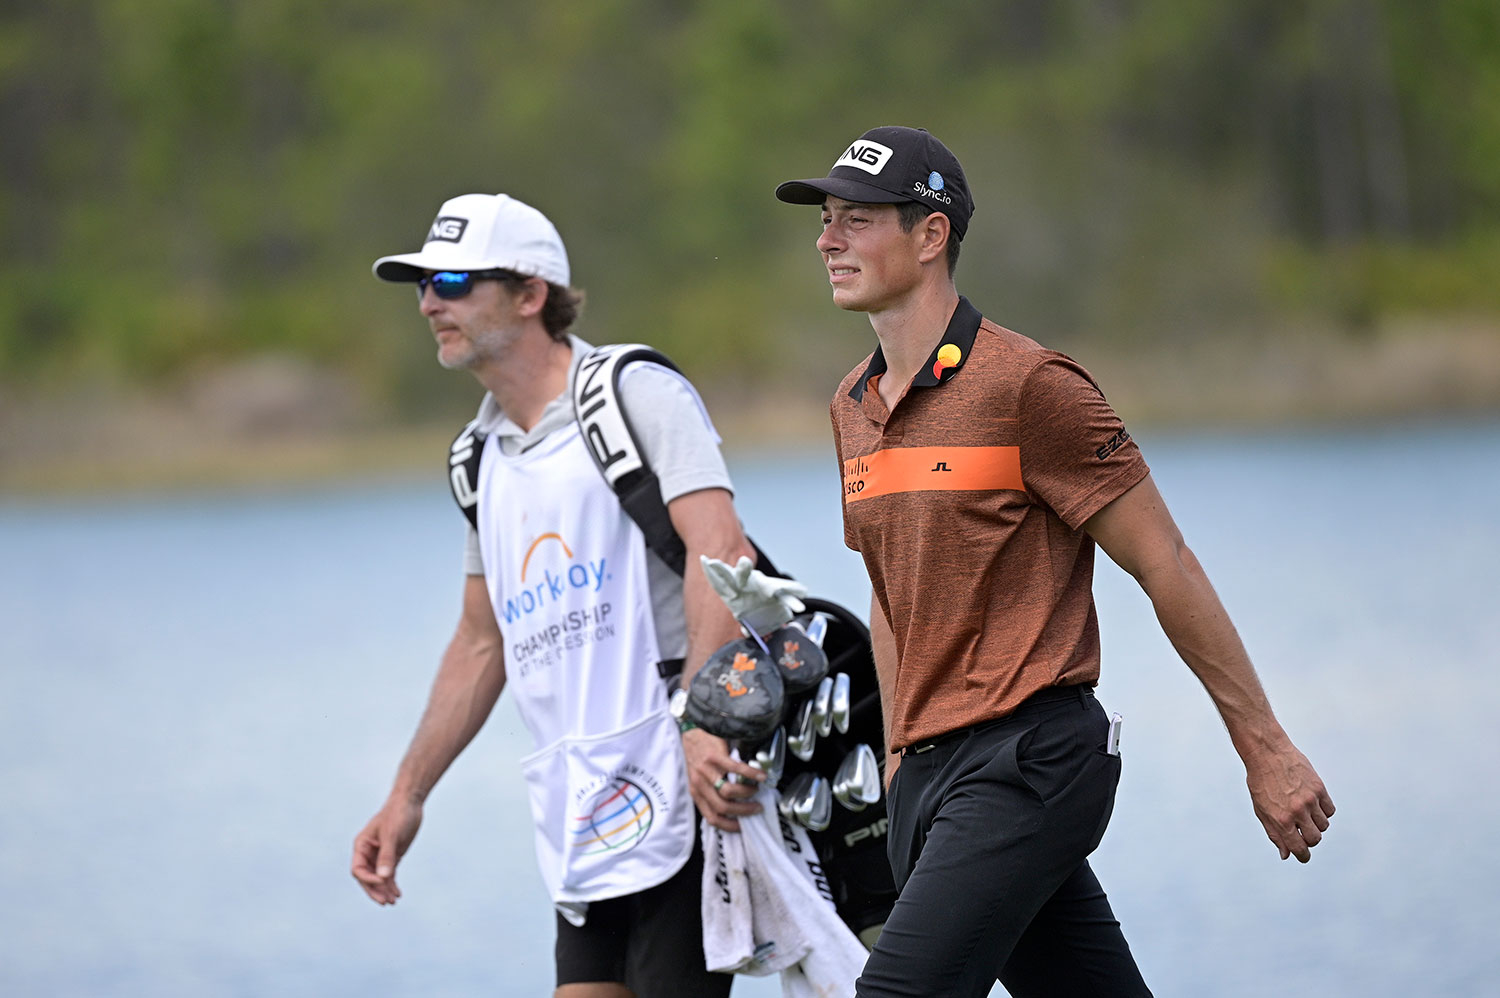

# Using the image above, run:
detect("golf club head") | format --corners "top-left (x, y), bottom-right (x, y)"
top-left (831, 671), bottom-right (851, 734)
top-left (832, 749), bottom-right (865, 812)
top-left (683, 636), bottom-right (785, 742)
top-left (783, 771), bottom-right (832, 831)
top-left (813, 675), bottom-right (835, 737)
top-left (746, 726), bottom-right (786, 787)
top-left (797, 773), bottom-right (833, 832)
top-left (766, 622), bottom-right (830, 697)
top-left (777, 781), bottom-right (799, 820)
top-left (847, 743), bottom-right (882, 807)
top-left (787, 695), bottom-right (818, 761)
top-left (802, 612), bottom-right (830, 648)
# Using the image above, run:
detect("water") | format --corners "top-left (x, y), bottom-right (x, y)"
top-left (2, 422), bottom-right (1497, 997)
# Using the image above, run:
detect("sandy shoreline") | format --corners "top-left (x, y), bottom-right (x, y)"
top-left (4, 318), bottom-right (1497, 496)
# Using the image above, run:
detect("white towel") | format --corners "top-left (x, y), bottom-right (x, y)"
top-left (742, 790), bottom-right (870, 998)
top-left (700, 786), bottom-right (869, 996)
top-left (703, 816), bottom-right (800, 974)
top-left (701, 802), bottom-right (808, 975)
top-left (699, 823), bottom-right (745, 969)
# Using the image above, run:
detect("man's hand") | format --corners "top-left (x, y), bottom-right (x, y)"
top-left (1245, 744), bottom-right (1336, 863)
top-left (681, 727), bottom-right (765, 832)
top-left (351, 796), bottom-right (424, 904)
top-left (700, 555), bottom-right (807, 636)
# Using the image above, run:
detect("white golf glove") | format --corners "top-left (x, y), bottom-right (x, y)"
top-left (700, 555), bottom-right (808, 636)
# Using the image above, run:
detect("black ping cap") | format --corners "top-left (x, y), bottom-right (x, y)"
top-left (775, 125), bottom-right (975, 239)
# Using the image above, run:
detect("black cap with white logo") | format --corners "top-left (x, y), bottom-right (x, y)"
top-left (775, 126), bottom-right (975, 239)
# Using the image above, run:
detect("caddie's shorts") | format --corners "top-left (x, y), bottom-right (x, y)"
top-left (855, 684), bottom-right (1153, 998)
top-left (555, 828), bottom-right (733, 997)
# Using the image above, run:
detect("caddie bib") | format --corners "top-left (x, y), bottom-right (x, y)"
top-left (476, 421), bottom-right (694, 906)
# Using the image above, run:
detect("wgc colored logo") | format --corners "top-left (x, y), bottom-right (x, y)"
top-left (572, 777), bottom-right (654, 856)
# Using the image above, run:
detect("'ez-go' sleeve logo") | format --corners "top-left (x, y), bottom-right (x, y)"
top-left (834, 140), bottom-right (894, 176)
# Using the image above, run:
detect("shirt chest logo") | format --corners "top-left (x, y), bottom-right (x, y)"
top-left (842, 446), bottom-right (1023, 503)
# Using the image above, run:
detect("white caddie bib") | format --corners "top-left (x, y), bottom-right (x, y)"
top-left (476, 421), bottom-right (694, 906)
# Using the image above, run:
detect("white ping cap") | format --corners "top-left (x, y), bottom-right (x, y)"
top-left (372, 193), bottom-right (570, 286)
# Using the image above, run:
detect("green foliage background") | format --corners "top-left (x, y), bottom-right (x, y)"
top-left (4, 0), bottom-right (1498, 426)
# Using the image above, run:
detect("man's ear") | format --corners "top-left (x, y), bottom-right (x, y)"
top-left (917, 212), bottom-right (951, 266)
top-left (512, 276), bottom-right (548, 318)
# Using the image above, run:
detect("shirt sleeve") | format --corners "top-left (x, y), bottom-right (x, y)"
top-left (1017, 355), bottom-right (1149, 531)
top-left (617, 362), bottom-right (735, 504)
top-left (463, 525), bottom-right (484, 576)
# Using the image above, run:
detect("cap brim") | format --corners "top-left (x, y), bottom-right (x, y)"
top-left (372, 257), bottom-right (423, 282)
top-left (372, 247), bottom-right (493, 282)
top-left (775, 177), bottom-right (911, 206)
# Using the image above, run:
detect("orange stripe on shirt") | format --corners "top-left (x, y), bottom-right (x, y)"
top-left (843, 446), bottom-right (1023, 503)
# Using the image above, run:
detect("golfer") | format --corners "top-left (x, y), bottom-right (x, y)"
top-left (775, 126), bottom-right (1334, 997)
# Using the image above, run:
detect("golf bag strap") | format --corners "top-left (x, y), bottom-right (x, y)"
top-left (448, 418), bottom-right (485, 532)
top-left (571, 343), bottom-right (781, 578)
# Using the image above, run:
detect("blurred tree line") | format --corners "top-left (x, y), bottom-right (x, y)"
top-left (3, 0), bottom-right (1497, 425)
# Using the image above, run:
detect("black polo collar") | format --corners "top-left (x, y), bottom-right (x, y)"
top-left (848, 296), bottom-right (982, 401)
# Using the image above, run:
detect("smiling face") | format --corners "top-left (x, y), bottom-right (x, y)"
top-left (417, 274), bottom-right (538, 371)
top-left (816, 197), bottom-right (929, 314)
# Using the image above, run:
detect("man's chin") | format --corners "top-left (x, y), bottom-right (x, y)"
top-left (436, 347), bottom-right (477, 371)
top-left (831, 288), bottom-right (871, 313)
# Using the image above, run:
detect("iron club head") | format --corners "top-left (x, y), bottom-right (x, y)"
top-left (847, 743), bottom-right (881, 807)
top-left (833, 748), bottom-right (866, 812)
top-left (747, 726), bottom-right (786, 786)
top-left (830, 671), bottom-right (851, 734)
top-left (787, 695), bottom-right (818, 761)
top-left (813, 675), bottom-right (835, 737)
top-left (803, 612), bottom-right (830, 648)
top-left (785, 771), bottom-right (832, 831)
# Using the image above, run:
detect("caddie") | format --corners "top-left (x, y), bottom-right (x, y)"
top-left (350, 192), bottom-right (769, 998)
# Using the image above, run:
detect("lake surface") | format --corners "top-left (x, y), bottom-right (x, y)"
top-left (3, 421), bottom-right (1498, 997)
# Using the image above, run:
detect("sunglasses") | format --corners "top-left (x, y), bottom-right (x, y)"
top-left (416, 269), bottom-right (523, 300)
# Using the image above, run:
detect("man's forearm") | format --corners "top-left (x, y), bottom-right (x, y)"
top-left (1088, 474), bottom-right (1333, 860)
top-left (1137, 543), bottom-right (1291, 760)
top-left (391, 627), bottom-right (506, 803)
top-left (1086, 475), bottom-right (1290, 760)
top-left (667, 488), bottom-right (756, 688)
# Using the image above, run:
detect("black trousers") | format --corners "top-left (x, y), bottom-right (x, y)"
top-left (855, 686), bottom-right (1152, 998)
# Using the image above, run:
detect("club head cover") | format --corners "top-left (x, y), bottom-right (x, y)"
top-left (766, 622), bottom-right (830, 696)
top-left (683, 636), bottom-right (785, 742)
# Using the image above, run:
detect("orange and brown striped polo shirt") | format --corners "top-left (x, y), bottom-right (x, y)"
top-left (830, 296), bottom-right (1149, 753)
